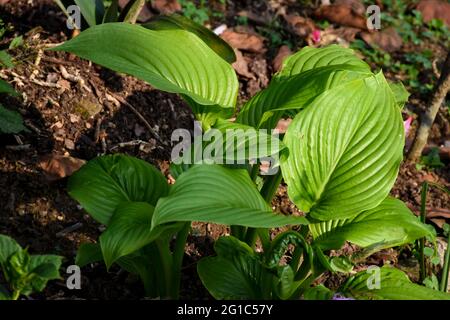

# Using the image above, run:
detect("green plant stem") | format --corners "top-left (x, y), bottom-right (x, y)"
top-left (244, 171), bottom-right (283, 247)
top-left (156, 239), bottom-right (175, 299)
top-left (172, 223), bottom-right (191, 298)
top-left (440, 231), bottom-right (450, 292)
top-left (419, 182), bottom-right (428, 283)
top-left (11, 290), bottom-right (20, 300)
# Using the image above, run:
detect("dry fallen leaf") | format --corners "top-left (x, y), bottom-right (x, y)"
top-left (360, 27), bottom-right (403, 52)
top-left (335, 0), bottom-right (366, 16)
top-left (232, 49), bottom-right (255, 79)
top-left (220, 29), bottom-right (266, 53)
top-left (273, 45), bottom-right (292, 72)
top-left (151, 0), bottom-right (182, 15)
top-left (314, 26), bottom-right (359, 46)
top-left (39, 155), bottom-right (86, 181)
top-left (416, 0), bottom-right (450, 26)
top-left (315, 3), bottom-right (368, 30)
top-left (284, 14), bottom-right (316, 38)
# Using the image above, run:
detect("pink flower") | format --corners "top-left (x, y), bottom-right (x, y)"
top-left (404, 116), bottom-right (413, 136)
top-left (312, 29), bottom-right (321, 44)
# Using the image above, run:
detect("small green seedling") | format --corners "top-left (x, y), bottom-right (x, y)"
top-left (0, 235), bottom-right (63, 300)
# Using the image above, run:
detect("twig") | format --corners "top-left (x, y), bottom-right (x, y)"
top-left (56, 222), bottom-right (83, 238)
top-left (59, 65), bottom-right (91, 92)
top-left (107, 91), bottom-right (166, 146)
top-left (110, 140), bottom-right (153, 150)
top-left (5, 144), bottom-right (31, 151)
top-left (408, 52), bottom-right (450, 162)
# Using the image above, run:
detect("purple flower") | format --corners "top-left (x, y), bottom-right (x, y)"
top-left (332, 293), bottom-right (355, 300)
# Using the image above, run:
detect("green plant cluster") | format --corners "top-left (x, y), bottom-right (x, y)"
top-left (0, 235), bottom-right (63, 300)
top-left (49, 16), bottom-right (450, 300)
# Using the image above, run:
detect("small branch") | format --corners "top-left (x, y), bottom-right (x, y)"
top-left (408, 52), bottom-right (450, 162)
top-left (107, 91), bottom-right (166, 146)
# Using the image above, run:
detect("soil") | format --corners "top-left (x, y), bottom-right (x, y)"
top-left (0, 0), bottom-right (448, 300)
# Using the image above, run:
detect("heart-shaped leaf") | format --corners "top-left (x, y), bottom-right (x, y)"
top-left (68, 154), bottom-right (169, 225)
top-left (53, 23), bottom-right (238, 109)
top-left (340, 266), bottom-right (450, 300)
top-left (281, 72), bottom-right (404, 220)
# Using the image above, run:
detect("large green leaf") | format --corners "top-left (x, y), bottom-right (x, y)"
top-left (68, 154), bottom-right (169, 225)
top-left (0, 104), bottom-right (28, 134)
top-left (100, 202), bottom-right (155, 268)
top-left (278, 45), bottom-right (370, 78)
top-left (53, 23), bottom-right (238, 109)
top-left (143, 14), bottom-right (236, 64)
top-left (310, 197), bottom-right (432, 250)
top-left (74, 0), bottom-right (105, 27)
top-left (0, 235), bottom-right (21, 265)
top-left (75, 243), bottom-right (103, 267)
top-left (153, 165), bottom-right (308, 229)
top-left (281, 72), bottom-right (404, 220)
top-left (237, 65), bottom-right (371, 129)
top-left (340, 266), bottom-right (450, 300)
top-left (100, 202), bottom-right (182, 268)
top-left (197, 236), bottom-right (273, 299)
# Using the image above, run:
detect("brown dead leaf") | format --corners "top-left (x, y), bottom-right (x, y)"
top-left (416, 0), bottom-right (450, 26)
top-left (360, 27), bottom-right (402, 52)
top-left (284, 14), bottom-right (316, 38)
top-left (315, 4), bottom-right (368, 30)
top-left (151, 0), bottom-right (181, 15)
top-left (335, 0), bottom-right (366, 16)
top-left (232, 49), bottom-right (255, 79)
top-left (39, 155), bottom-right (86, 181)
top-left (220, 29), bottom-right (266, 53)
top-left (273, 45), bottom-right (292, 72)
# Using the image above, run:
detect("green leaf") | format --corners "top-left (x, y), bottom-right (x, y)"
top-left (303, 285), bottom-right (334, 300)
top-left (388, 81), bottom-right (409, 108)
top-left (143, 14), bottom-right (236, 64)
top-left (31, 263), bottom-right (60, 279)
top-left (100, 202), bottom-right (157, 268)
top-left (53, 23), bottom-right (238, 109)
top-left (153, 165), bottom-right (308, 229)
top-left (0, 51), bottom-right (14, 68)
top-left (278, 45), bottom-right (370, 78)
top-left (75, 243), bottom-right (103, 268)
top-left (28, 255), bottom-right (62, 292)
top-left (0, 79), bottom-right (19, 96)
top-left (29, 255), bottom-right (62, 279)
top-left (74, 0), bottom-right (105, 27)
top-left (171, 119), bottom-right (285, 175)
top-left (237, 65), bottom-right (371, 129)
top-left (197, 236), bottom-right (273, 299)
top-left (0, 234), bottom-right (21, 265)
top-left (281, 72), bottom-right (404, 220)
top-left (68, 154), bottom-right (169, 225)
top-left (340, 266), bottom-right (450, 300)
top-left (310, 197), bottom-right (432, 250)
top-left (0, 104), bottom-right (28, 134)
